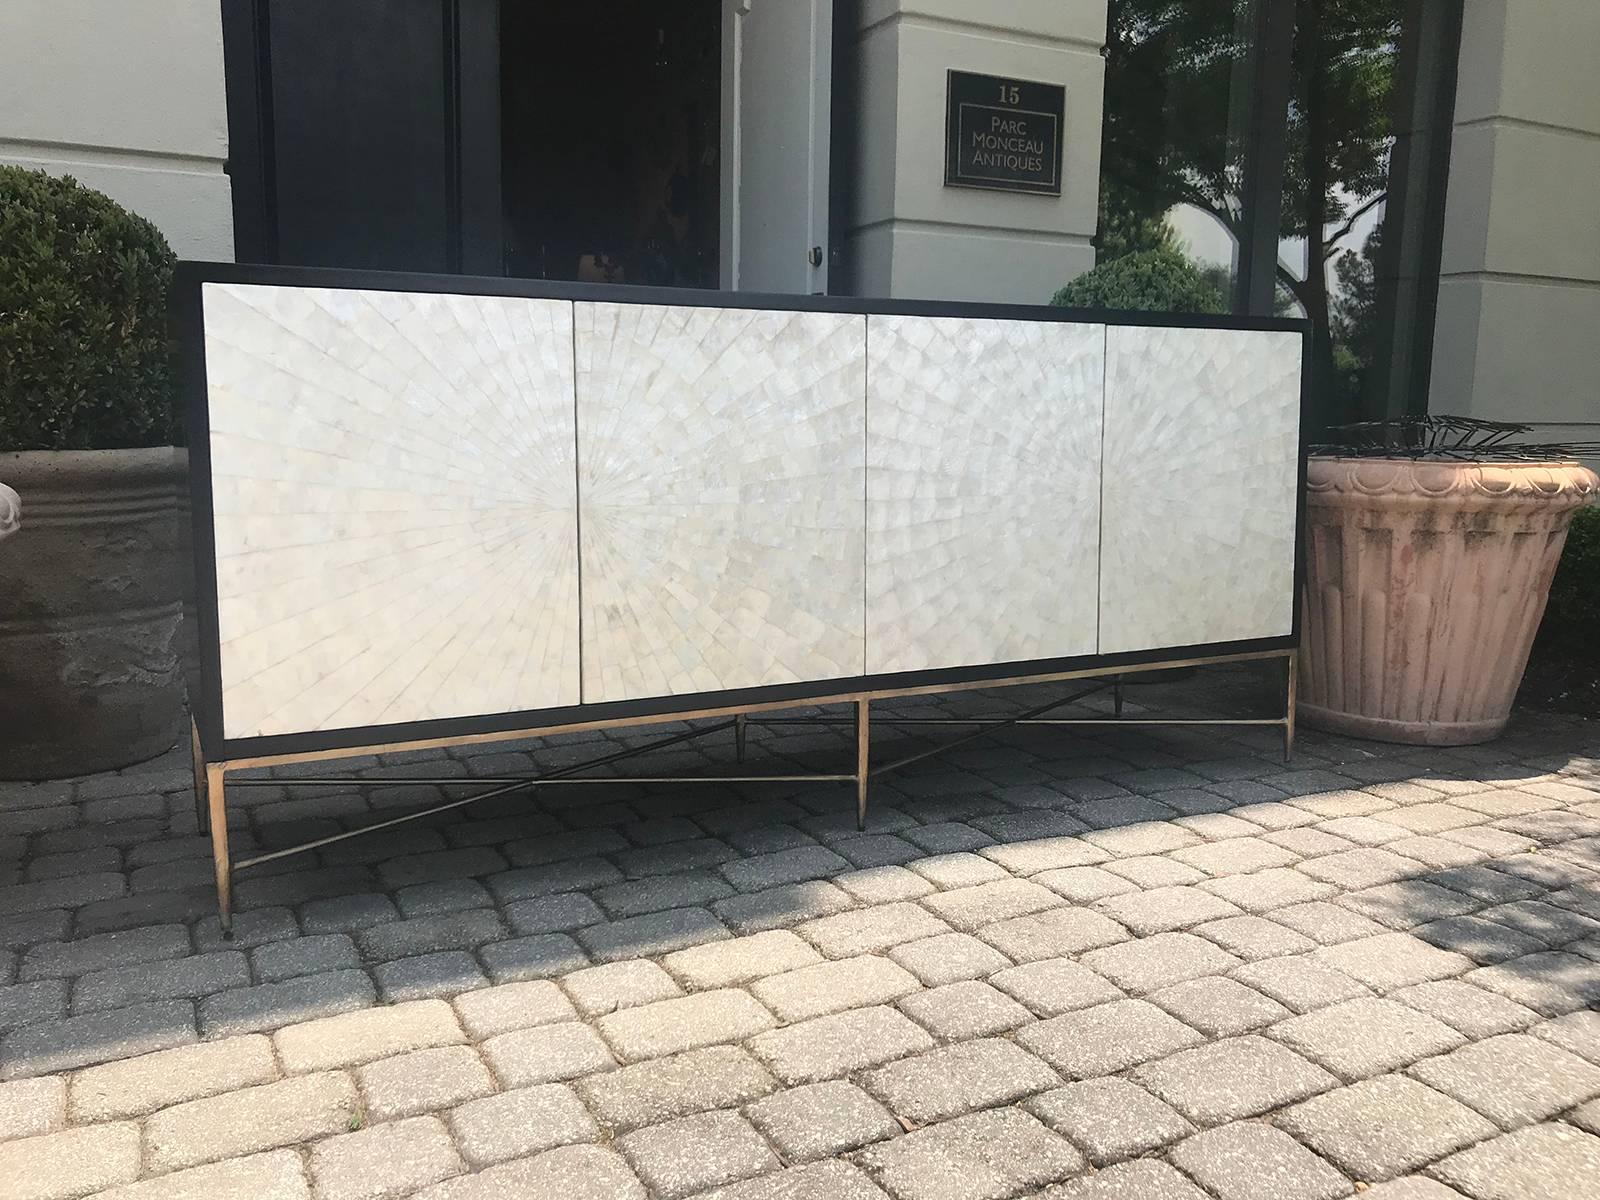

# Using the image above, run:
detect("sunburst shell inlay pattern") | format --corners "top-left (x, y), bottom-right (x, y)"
top-left (196, 283), bottom-right (1303, 743)
top-left (203, 284), bottom-right (581, 738)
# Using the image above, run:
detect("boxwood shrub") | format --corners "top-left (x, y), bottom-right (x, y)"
top-left (1538, 503), bottom-right (1600, 660)
top-left (1049, 247), bottom-right (1226, 315)
top-left (0, 166), bottom-right (178, 450)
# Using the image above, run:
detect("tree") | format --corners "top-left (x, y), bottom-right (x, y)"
top-left (1330, 224), bottom-right (1382, 409)
top-left (1095, 176), bottom-right (1180, 262)
top-left (1098, 0), bottom-right (1400, 426)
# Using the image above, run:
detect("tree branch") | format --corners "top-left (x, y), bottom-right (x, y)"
top-left (1321, 191), bottom-right (1387, 261)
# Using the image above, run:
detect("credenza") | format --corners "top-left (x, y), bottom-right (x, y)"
top-left (175, 263), bottom-right (1310, 930)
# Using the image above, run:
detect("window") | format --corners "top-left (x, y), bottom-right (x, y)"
top-left (1088, 0), bottom-right (1459, 431)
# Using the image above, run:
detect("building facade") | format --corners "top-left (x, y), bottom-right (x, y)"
top-left (2, 0), bottom-right (1596, 439)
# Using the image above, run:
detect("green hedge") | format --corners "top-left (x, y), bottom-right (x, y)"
top-left (0, 166), bottom-right (178, 450)
top-left (1539, 504), bottom-right (1600, 659)
top-left (1049, 247), bottom-right (1226, 315)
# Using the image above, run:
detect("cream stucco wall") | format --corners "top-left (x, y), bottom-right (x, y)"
top-left (840, 1), bottom-right (1106, 303)
top-left (0, 0), bottom-right (233, 260)
top-left (1429, 0), bottom-right (1600, 442)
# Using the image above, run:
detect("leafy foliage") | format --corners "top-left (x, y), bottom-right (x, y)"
top-left (1094, 176), bottom-right (1181, 262)
top-left (1331, 224), bottom-right (1382, 408)
top-left (0, 166), bottom-right (178, 450)
top-left (1050, 248), bottom-right (1227, 315)
top-left (1097, 1), bottom-right (1401, 426)
top-left (1539, 505), bottom-right (1600, 661)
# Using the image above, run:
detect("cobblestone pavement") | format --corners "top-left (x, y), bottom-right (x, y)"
top-left (2, 666), bottom-right (1599, 1200)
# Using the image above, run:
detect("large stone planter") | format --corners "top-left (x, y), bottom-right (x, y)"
top-left (1298, 456), bottom-right (1599, 745)
top-left (0, 448), bottom-right (189, 778)
top-left (0, 481), bottom-right (17, 541)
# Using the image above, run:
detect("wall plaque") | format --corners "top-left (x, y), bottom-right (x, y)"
top-left (944, 69), bottom-right (1064, 196)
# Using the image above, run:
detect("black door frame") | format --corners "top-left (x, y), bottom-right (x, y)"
top-left (220, 0), bottom-right (500, 270)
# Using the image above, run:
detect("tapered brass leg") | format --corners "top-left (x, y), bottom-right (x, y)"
top-left (206, 762), bottom-right (232, 936)
top-left (191, 720), bottom-right (209, 835)
top-left (855, 699), bottom-right (870, 832)
top-left (1284, 653), bottom-right (1298, 763)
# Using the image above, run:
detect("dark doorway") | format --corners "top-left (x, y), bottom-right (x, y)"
top-left (500, 2), bottom-right (721, 287)
top-left (222, 0), bottom-right (500, 273)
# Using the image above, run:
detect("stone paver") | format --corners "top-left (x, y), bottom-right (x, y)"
top-left (748, 1006), bottom-right (934, 1084)
top-left (1027, 1078), bottom-right (1194, 1165)
top-left (480, 1020), bottom-right (614, 1086)
top-left (144, 1072), bottom-right (358, 1173)
top-left (596, 988), bottom-right (776, 1062)
top-left (1080, 932), bottom-right (1240, 994)
top-left (1534, 1009), bottom-right (1600, 1063)
top-left (1168, 1122), bottom-right (1351, 1200)
top-left (199, 969), bottom-right (376, 1038)
top-left (745, 1079), bottom-right (899, 1162)
top-left (860, 1037), bottom-right (1058, 1123)
top-left (577, 1044), bottom-right (775, 1132)
top-left (1148, 975), bottom-right (1291, 1037)
top-left (357, 1044), bottom-right (494, 1120)
top-left (560, 959), bottom-right (682, 1017)
top-left (309, 1115), bottom-right (464, 1200)
top-left (920, 878), bottom-right (1062, 932)
top-left (663, 929), bottom-right (822, 989)
top-left (977, 906), bottom-right (1128, 961)
top-left (750, 955), bottom-right (920, 1022)
top-left (619, 1109), bottom-right (778, 1200)
top-left (1016, 999), bottom-right (1205, 1079)
top-left (1, 998), bottom-right (197, 1078)
top-left (1271, 901), bottom-right (1390, 946)
top-left (0, 1122), bottom-right (142, 1200)
top-left (853, 1107), bottom-right (1086, 1200)
top-left (447, 1082), bottom-right (597, 1166)
top-left (274, 998), bottom-right (464, 1072)
top-left (888, 931), bottom-right (1010, 986)
top-left (1038, 1159), bottom-right (1209, 1200)
top-left (91, 1150), bottom-right (310, 1200)
top-left (990, 958), bottom-right (1124, 1017)
top-left (1390, 979), bottom-right (1541, 1039)
top-left (0, 1075), bottom-right (64, 1141)
top-left (897, 979), bottom-right (1031, 1038)
top-left (1406, 1032), bottom-right (1600, 1129)
top-left (69, 1034), bottom-right (278, 1122)
top-left (451, 979), bottom-right (575, 1038)
top-left (1412, 916), bottom-right (1546, 965)
top-left (1097, 885), bottom-right (1243, 933)
top-left (694, 1160), bottom-right (890, 1200)
top-left (797, 902), bottom-right (951, 957)
top-left (1230, 956), bottom-right (1372, 1013)
top-left (413, 1144), bottom-right (645, 1200)
top-left (1464, 951), bottom-right (1600, 1015)
top-left (1131, 1034), bottom-right (1336, 1124)
top-left (2, 686), bottom-right (1597, 1200)
top-left (1311, 933), bottom-right (1474, 994)
top-left (1279, 1076), bottom-right (1490, 1187)
top-left (1429, 1123), bottom-right (1600, 1200)
top-left (1270, 997), bottom-right (1467, 1080)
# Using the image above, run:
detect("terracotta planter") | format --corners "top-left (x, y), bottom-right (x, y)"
top-left (0, 448), bottom-right (190, 778)
top-left (1298, 456), bottom-right (1599, 746)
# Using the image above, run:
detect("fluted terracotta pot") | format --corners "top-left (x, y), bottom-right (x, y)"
top-left (1298, 456), bottom-right (1599, 745)
top-left (0, 448), bottom-right (190, 778)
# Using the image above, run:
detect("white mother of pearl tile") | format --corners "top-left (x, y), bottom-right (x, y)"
top-left (574, 302), bottom-right (867, 703)
top-left (1098, 324), bottom-right (1302, 654)
top-left (202, 283), bottom-right (581, 738)
top-left (865, 314), bottom-right (1104, 674)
